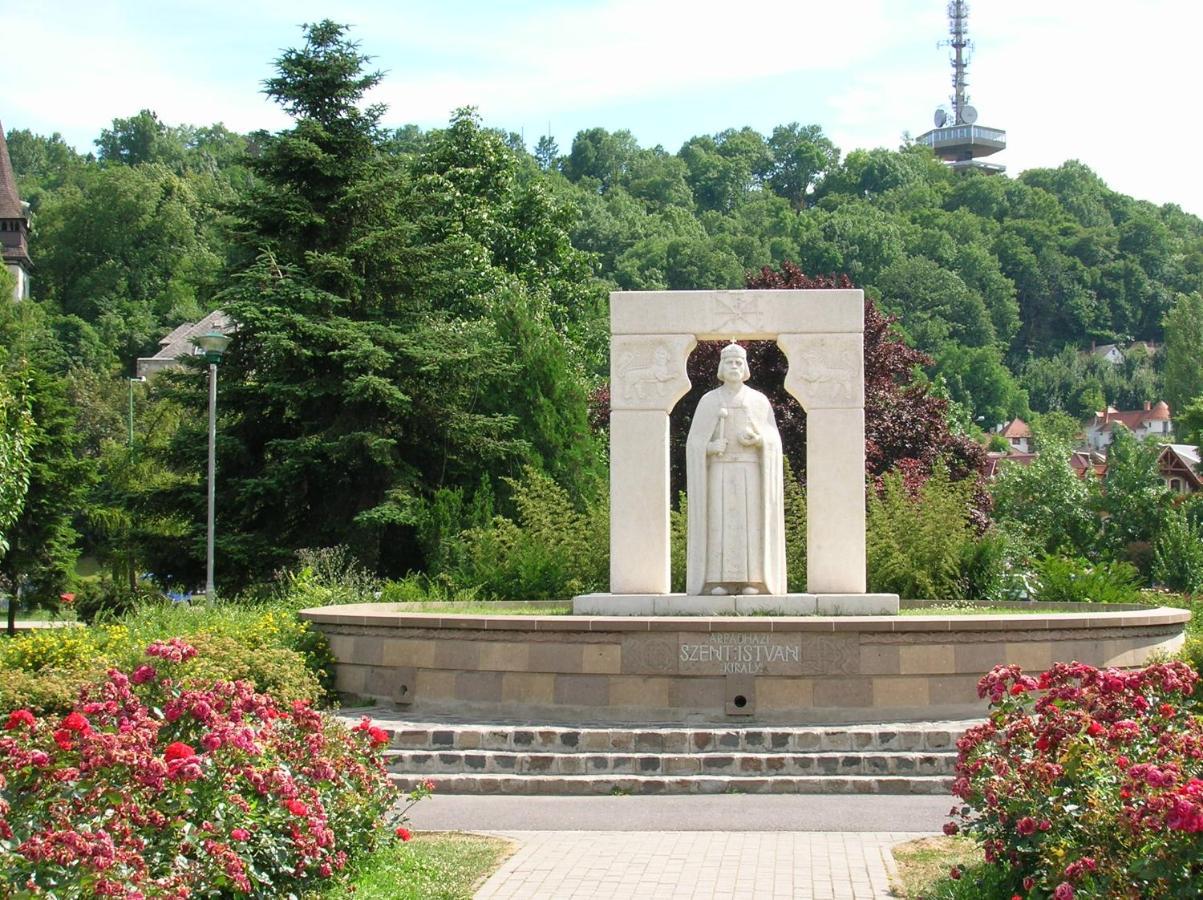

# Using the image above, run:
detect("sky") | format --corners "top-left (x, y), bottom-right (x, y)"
top-left (5, 0), bottom-right (1202, 216)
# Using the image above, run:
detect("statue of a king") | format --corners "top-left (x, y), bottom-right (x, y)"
top-left (685, 343), bottom-right (786, 596)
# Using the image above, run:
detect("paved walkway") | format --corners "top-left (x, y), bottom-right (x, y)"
top-left (474, 830), bottom-right (924, 899)
top-left (410, 794), bottom-right (953, 834)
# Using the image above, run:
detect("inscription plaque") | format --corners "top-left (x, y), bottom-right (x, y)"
top-left (678, 633), bottom-right (802, 675)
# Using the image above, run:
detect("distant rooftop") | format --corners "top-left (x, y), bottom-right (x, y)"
top-left (136, 310), bottom-right (233, 378)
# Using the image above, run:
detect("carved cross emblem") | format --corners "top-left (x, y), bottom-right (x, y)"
top-left (712, 295), bottom-right (763, 333)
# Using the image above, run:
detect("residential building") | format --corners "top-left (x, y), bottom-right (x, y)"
top-left (136, 310), bottom-right (233, 379)
top-left (1084, 402), bottom-right (1173, 450)
top-left (999, 418), bottom-right (1032, 453)
top-left (1157, 444), bottom-right (1202, 495)
top-left (0, 121), bottom-right (32, 301)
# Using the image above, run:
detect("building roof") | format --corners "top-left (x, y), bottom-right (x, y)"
top-left (1069, 450), bottom-right (1108, 481)
top-left (0, 120), bottom-right (31, 268)
top-left (1158, 444), bottom-right (1202, 489)
top-left (136, 310), bottom-right (233, 376)
top-left (0, 121), bottom-right (23, 221)
top-left (1089, 401), bottom-right (1173, 432)
top-left (982, 450), bottom-right (1036, 478)
top-left (1000, 418), bottom-right (1031, 439)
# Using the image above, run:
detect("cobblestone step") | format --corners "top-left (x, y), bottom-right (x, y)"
top-left (385, 749), bottom-right (955, 778)
top-left (389, 772), bottom-right (955, 796)
top-left (335, 716), bottom-right (972, 755)
top-left (334, 710), bottom-right (973, 795)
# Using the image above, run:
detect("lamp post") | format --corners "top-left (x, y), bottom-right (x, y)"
top-left (194, 331), bottom-right (231, 599)
top-left (127, 376), bottom-right (146, 447)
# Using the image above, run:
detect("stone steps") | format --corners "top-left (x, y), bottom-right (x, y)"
top-left (374, 721), bottom-right (966, 754)
top-left (335, 710), bottom-right (973, 796)
top-left (384, 749), bottom-right (955, 778)
top-left (388, 773), bottom-right (955, 795)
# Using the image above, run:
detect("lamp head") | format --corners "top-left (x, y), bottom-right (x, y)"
top-left (194, 331), bottom-right (231, 365)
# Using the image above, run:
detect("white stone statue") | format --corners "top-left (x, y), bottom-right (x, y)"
top-left (685, 343), bottom-right (786, 596)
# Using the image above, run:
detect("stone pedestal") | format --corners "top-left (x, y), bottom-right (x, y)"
top-left (571, 593), bottom-right (900, 616)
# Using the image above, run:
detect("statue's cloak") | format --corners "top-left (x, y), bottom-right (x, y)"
top-left (685, 385), bottom-right (786, 595)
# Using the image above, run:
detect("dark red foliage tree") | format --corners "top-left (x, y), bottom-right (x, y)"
top-left (743, 262), bottom-right (989, 522)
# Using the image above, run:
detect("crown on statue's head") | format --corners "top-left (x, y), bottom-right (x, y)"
top-left (720, 342), bottom-right (747, 360)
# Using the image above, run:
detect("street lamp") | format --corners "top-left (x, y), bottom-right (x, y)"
top-left (127, 376), bottom-right (146, 447)
top-left (194, 331), bottom-right (231, 599)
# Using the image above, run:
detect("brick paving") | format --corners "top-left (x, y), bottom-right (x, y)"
top-left (474, 830), bottom-right (926, 899)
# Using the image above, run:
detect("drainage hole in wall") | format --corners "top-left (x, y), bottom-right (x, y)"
top-left (733, 695), bottom-right (748, 708)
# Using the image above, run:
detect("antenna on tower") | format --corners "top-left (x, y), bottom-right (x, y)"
top-left (917, 0), bottom-right (1005, 174)
top-left (938, 0), bottom-right (973, 125)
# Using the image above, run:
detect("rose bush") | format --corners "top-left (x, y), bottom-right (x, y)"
top-left (0, 638), bottom-right (429, 898)
top-left (949, 660), bottom-right (1203, 898)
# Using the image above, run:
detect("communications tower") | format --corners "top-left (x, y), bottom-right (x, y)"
top-left (915, 1), bottom-right (1006, 174)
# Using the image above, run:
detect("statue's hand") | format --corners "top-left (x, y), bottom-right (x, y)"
top-left (707, 439), bottom-right (727, 455)
top-left (738, 429), bottom-right (762, 447)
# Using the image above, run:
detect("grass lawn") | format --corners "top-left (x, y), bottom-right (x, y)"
top-left (890, 835), bottom-right (1019, 899)
top-left (324, 832), bottom-right (513, 899)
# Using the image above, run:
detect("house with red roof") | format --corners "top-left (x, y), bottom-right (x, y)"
top-left (999, 418), bottom-right (1032, 453)
top-left (1084, 402), bottom-right (1173, 450)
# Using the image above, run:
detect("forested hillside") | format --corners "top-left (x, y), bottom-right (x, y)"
top-left (3, 20), bottom-right (1203, 599)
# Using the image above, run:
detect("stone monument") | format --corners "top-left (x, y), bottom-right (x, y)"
top-left (685, 343), bottom-right (785, 596)
top-left (572, 289), bottom-right (898, 616)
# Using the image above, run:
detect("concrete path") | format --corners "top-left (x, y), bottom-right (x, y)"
top-left (409, 793), bottom-right (954, 833)
top-left (473, 830), bottom-right (926, 899)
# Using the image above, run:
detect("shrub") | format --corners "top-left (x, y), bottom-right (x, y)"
top-left (271, 546), bottom-right (381, 610)
top-left (867, 466), bottom-right (1005, 601)
top-left (949, 661), bottom-right (1203, 898)
top-left (1153, 506), bottom-right (1203, 593)
top-left (377, 572), bottom-right (479, 603)
top-left (1032, 555), bottom-right (1143, 604)
top-left (0, 640), bottom-right (424, 897)
top-left (0, 602), bottom-right (334, 714)
top-left (450, 467), bottom-right (607, 600)
top-left (73, 576), bottom-right (162, 624)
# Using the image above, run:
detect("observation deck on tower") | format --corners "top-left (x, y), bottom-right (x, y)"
top-left (914, 124), bottom-right (1006, 173)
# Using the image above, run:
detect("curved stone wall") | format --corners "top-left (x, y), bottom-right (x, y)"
top-left (300, 604), bottom-right (1189, 724)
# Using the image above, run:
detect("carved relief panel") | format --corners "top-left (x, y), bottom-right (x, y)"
top-left (610, 334), bottom-right (695, 412)
top-left (778, 333), bottom-right (864, 410)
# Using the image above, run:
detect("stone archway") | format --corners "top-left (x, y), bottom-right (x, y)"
top-left (604, 289), bottom-right (871, 601)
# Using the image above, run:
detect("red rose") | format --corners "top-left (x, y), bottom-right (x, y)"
top-left (61, 712), bottom-right (91, 734)
top-left (1086, 721), bottom-right (1104, 737)
top-left (1159, 703), bottom-right (1175, 717)
top-left (286, 799), bottom-right (308, 817)
top-left (59, 593), bottom-right (75, 604)
top-left (1024, 877), bottom-right (1035, 890)
top-left (395, 826), bottom-right (412, 842)
top-left (53, 729), bottom-right (74, 750)
top-left (949, 866), bottom-right (961, 880)
top-left (230, 828), bottom-right (251, 842)
top-left (1017, 816), bottom-right (1038, 836)
top-left (942, 822), bottom-right (959, 835)
top-left (1035, 735), bottom-right (1050, 751)
top-left (5, 709), bottom-right (35, 730)
top-left (368, 726), bottom-right (390, 747)
top-left (1053, 883), bottom-right (1075, 900)
top-left (164, 742), bottom-right (196, 762)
